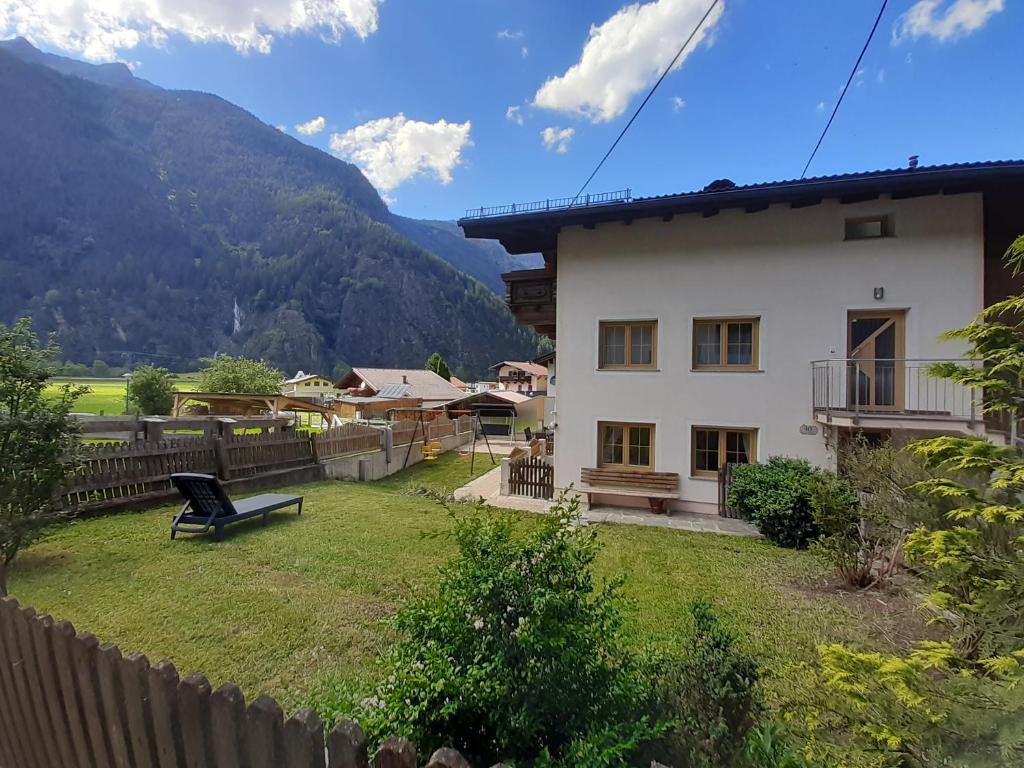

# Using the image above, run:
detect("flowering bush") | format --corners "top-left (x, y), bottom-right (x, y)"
top-left (352, 492), bottom-right (668, 766)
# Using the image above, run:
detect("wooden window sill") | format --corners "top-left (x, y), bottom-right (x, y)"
top-left (690, 368), bottom-right (764, 374)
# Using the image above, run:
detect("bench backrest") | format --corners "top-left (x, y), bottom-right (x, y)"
top-left (581, 467), bottom-right (679, 492)
top-left (171, 473), bottom-right (237, 517)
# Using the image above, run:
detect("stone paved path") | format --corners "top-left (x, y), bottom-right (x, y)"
top-left (453, 462), bottom-right (759, 537)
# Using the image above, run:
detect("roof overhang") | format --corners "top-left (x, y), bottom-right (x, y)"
top-left (458, 161), bottom-right (1024, 255)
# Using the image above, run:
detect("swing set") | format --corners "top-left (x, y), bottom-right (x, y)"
top-left (384, 407), bottom-right (496, 474)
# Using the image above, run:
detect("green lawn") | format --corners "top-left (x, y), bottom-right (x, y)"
top-left (8, 453), bottom-right (901, 721)
top-left (51, 374), bottom-right (201, 415)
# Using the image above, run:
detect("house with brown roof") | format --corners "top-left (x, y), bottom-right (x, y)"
top-left (490, 360), bottom-right (548, 395)
top-left (335, 368), bottom-right (465, 409)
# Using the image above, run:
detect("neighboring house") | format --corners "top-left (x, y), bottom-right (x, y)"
top-left (282, 372), bottom-right (339, 402)
top-left (466, 381), bottom-right (499, 394)
top-left (335, 368), bottom-right (465, 409)
top-left (491, 360), bottom-right (548, 394)
top-left (535, 349), bottom-right (556, 428)
top-left (450, 375), bottom-right (469, 392)
top-left (460, 160), bottom-right (1024, 514)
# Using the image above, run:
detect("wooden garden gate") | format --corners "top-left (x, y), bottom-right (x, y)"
top-left (508, 456), bottom-right (554, 499)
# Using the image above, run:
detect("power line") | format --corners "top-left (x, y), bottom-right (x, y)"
top-left (800, 0), bottom-right (888, 179)
top-left (571, 0), bottom-right (722, 203)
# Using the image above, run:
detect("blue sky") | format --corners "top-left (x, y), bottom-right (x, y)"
top-left (5, 0), bottom-right (1019, 219)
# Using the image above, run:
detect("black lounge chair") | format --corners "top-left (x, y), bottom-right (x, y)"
top-left (170, 473), bottom-right (303, 541)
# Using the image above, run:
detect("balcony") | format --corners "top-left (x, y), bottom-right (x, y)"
top-left (502, 268), bottom-right (556, 338)
top-left (811, 359), bottom-right (983, 433)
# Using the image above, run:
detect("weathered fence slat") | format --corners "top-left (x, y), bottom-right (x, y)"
top-left (0, 599), bottom-right (43, 768)
top-left (14, 605), bottom-right (64, 768)
top-left (51, 621), bottom-right (96, 768)
top-left (375, 737), bottom-right (416, 768)
top-left (72, 632), bottom-right (114, 768)
top-left (285, 708), bottom-right (327, 768)
top-left (148, 661), bottom-right (183, 768)
top-left (96, 643), bottom-right (134, 768)
top-left (246, 694), bottom-right (286, 768)
top-left (121, 652), bottom-right (157, 768)
top-left (328, 720), bottom-right (370, 768)
top-left (179, 673), bottom-right (215, 768)
top-left (209, 683), bottom-right (246, 768)
top-left (30, 614), bottom-right (78, 768)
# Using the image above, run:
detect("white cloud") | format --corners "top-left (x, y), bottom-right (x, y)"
top-left (876, 67), bottom-right (886, 84)
top-left (295, 115), bottom-right (326, 135)
top-left (497, 29), bottom-right (523, 40)
top-left (671, 95), bottom-right (686, 112)
top-left (520, 45), bottom-right (529, 58)
top-left (816, 101), bottom-right (826, 113)
top-left (533, 0), bottom-right (724, 123)
top-left (0, 0), bottom-right (383, 61)
top-left (328, 114), bottom-right (473, 192)
top-left (540, 126), bottom-right (575, 154)
top-left (275, 124), bottom-right (288, 132)
top-left (506, 105), bottom-right (524, 126)
top-left (893, 0), bottom-right (1003, 43)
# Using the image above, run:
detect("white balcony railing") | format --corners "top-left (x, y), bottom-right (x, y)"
top-left (811, 359), bottom-right (980, 423)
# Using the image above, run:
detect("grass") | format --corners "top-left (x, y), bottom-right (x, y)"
top-left (51, 374), bottom-right (201, 415)
top-left (8, 452), bottom-right (901, 719)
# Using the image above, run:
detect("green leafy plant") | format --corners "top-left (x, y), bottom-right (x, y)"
top-left (197, 355), bottom-right (282, 395)
top-left (742, 723), bottom-right (817, 768)
top-left (127, 365), bottom-right (175, 415)
top-left (0, 318), bottom-right (84, 596)
top-left (728, 457), bottom-right (821, 548)
top-left (653, 599), bottom-right (762, 768)
top-left (342, 492), bottom-right (668, 766)
top-left (425, 352), bottom-right (452, 382)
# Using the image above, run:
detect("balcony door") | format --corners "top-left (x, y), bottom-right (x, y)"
top-left (847, 310), bottom-right (905, 411)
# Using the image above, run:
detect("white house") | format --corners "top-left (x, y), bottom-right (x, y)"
top-left (282, 371), bottom-right (339, 401)
top-left (460, 161), bottom-right (1024, 514)
top-left (490, 360), bottom-right (548, 394)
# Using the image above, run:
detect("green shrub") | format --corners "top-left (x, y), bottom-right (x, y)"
top-left (742, 723), bottom-right (817, 768)
top-left (347, 492), bottom-right (668, 766)
top-left (728, 457), bottom-right (821, 548)
top-left (127, 365), bottom-right (175, 415)
top-left (653, 599), bottom-right (761, 768)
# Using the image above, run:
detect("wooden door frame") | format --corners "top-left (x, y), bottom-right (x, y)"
top-left (847, 309), bottom-right (906, 411)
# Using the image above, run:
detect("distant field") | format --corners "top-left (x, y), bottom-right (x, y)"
top-left (50, 375), bottom-right (200, 415)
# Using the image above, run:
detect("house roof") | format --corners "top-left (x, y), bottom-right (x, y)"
top-left (459, 160), bottom-right (1024, 254)
top-left (490, 360), bottom-right (547, 377)
top-left (442, 389), bottom-right (532, 409)
top-left (449, 375), bottom-right (468, 389)
top-left (283, 372), bottom-right (330, 385)
top-left (336, 368), bottom-right (464, 403)
top-left (533, 350), bottom-right (555, 365)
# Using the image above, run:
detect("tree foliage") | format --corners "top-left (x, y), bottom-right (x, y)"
top-left (0, 318), bottom-right (83, 596)
top-left (728, 457), bottom-right (822, 548)
top-left (127, 365), bottom-right (175, 415)
top-left (197, 356), bottom-right (282, 395)
top-left (425, 352), bottom-right (452, 382)
top-left (347, 493), bottom-right (669, 766)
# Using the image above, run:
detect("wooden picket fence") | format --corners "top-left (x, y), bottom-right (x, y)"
top-left (61, 416), bottom-right (478, 514)
top-left (312, 423), bottom-right (385, 461)
top-left (65, 437), bottom-right (219, 511)
top-left (219, 431), bottom-right (316, 480)
top-left (0, 597), bottom-right (483, 768)
top-left (508, 455), bottom-right (554, 500)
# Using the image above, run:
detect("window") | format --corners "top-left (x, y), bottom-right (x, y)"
top-left (845, 215), bottom-right (893, 240)
top-left (693, 318), bottom-right (759, 370)
top-left (599, 422), bottom-right (654, 470)
top-left (691, 427), bottom-right (757, 477)
top-left (599, 321), bottom-right (657, 369)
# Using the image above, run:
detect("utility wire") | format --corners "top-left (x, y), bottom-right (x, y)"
top-left (800, 0), bottom-right (888, 178)
top-left (571, 0), bottom-right (721, 203)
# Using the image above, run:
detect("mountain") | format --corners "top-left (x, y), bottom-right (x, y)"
top-left (0, 39), bottom-right (540, 379)
top-left (391, 216), bottom-right (542, 295)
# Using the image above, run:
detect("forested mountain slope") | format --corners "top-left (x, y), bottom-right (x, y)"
top-left (0, 39), bottom-right (538, 377)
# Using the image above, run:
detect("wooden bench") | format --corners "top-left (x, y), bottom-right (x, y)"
top-left (579, 467), bottom-right (680, 514)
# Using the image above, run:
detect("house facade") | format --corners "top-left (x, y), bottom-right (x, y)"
top-left (282, 372), bottom-right (339, 402)
top-left (490, 361), bottom-right (548, 394)
top-left (462, 162), bottom-right (1024, 514)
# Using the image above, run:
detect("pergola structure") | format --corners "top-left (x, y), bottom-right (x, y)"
top-left (171, 392), bottom-right (337, 424)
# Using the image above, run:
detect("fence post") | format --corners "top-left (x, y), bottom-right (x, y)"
top-left (214, 436), bottom-right (231, 481)
top-left (500, 457), bottom-right (510, 496)
top-left (142, 418), bottom-right (166, 443)
top-left (375, 737), bottom-right (416, 768)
